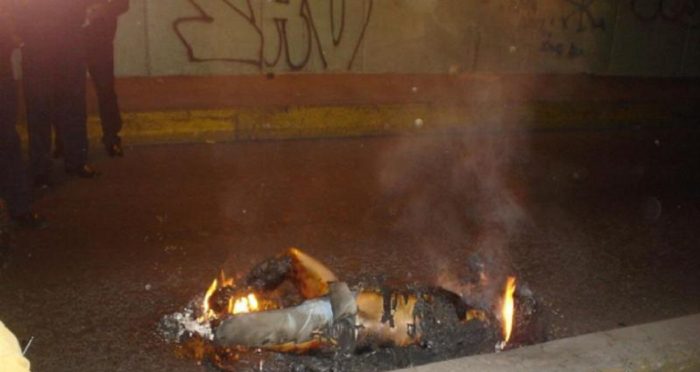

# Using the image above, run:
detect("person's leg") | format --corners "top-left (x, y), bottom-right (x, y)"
top-left (86, 31), bottom-right (122, 153)
top-left (20, 40), bottom-right (53, 184)
top-left (0, 52), bottom-right (44, 228)
top-left (0, 59), bottom-right (31, 217)
top-left (55, 30), bottom-right (93, 175)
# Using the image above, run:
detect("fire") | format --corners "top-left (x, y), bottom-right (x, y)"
top-left (197, 269), bottom-right (265, 322)
top-left (229, 293), bottom-right (260, 314)
top-left (501, 276), bottom-right (516, 344)
top-left (198, 278), bottom-right (219, 322)
top-left (198, 270), bottom-right (238, 322)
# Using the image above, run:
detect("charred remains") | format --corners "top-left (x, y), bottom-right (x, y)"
top-left (159, 248), bottom-right (543, 371)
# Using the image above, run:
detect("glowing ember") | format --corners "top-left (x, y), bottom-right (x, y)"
top-left (229, 293), bottom-right (260, 314)
top-left (501, 276), bottom-right (516, 343)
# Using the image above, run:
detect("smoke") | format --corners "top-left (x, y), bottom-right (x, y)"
top-left (378, 91), bottom-right (529, 310)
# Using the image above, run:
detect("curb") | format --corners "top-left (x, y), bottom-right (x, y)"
top-left (395, 313), bottom-right (700, 372)
top-left (17, 102), bottom-right (697, 146)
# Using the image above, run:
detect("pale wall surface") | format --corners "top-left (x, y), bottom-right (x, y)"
top-left (113, 0), bottom-right (700, 77)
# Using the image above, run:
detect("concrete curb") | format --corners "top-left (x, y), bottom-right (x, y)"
top-left (394, 314), bottom-right (700, 372)
top-left (15, 102), bottom-right (697, 145)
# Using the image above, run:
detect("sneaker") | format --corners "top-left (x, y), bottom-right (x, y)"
top-left (106, 143), bottom-right (124, 157)
top-left (65, 164), bottom-right (100, 178)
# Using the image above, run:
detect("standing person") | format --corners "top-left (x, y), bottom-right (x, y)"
top-left (16, 0), bottom-right (98, 188)
top-left (0, 1), bottom-right (45, 229)
top-left (84, 0), bottom-right (128, 157)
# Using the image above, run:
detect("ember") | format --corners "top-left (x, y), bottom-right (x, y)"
top-left (159, 248), bottom-right (542, 370)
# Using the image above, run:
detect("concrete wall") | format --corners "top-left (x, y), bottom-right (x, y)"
top-left (114, 0), bottom-right (700, 77)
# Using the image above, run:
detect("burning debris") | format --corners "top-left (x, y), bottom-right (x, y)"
top-left (497, 276), bottom-right (516, 351)
top-left (159, 248), bottom-right (542, 371)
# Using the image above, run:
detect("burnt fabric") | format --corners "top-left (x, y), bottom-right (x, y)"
top-left (0, 40), bottom-right (31, 217)
top-left (16, 0), bottom-right (90, 175)
top-left (84, 0), bottom-right (128, 146)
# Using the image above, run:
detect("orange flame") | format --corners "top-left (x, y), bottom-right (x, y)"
top-left (218, 269), bottom-right (234, 287)
top-left (229, 293), bottom-right (260, 314)
top-left (501, 276), bottom-right (516, 343)
top-left (198, 278), bottom-right (219, 322)
top-left (197, 268), bottom-right (266, 323)
top-left (198, 270), bottom-right (238, 322)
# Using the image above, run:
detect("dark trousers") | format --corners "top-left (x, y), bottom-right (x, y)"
top-left (22, 28), bottom-right (88, 176)
top-left (86, 19), bottom-right (122, 146)
top-left (0, 52), bottom-right (31, 217)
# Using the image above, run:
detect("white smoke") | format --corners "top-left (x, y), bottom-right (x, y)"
top-left (378, 87), bottom-right (530, 310)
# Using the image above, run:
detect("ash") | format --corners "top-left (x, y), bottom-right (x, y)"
top-left (158, 297), bottom-right (213, 342)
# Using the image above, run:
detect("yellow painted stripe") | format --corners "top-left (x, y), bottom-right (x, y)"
top-left (15, 102), bottom-right (690, 145)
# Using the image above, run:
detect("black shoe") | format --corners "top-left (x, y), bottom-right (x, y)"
top-left (106, 143), bottom-right (124, 157)
top-left (66, 164), bottom-right (100, 178)
top-left (11, 212), bottom-right (48, 230)
top-left (33, 174), bottom-right (52, 189)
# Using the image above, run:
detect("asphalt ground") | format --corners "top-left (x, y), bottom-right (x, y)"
top-left (1, 126), bottom-right (699, 371)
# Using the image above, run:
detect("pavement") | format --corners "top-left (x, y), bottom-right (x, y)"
top-left (1, 124), bottom-right (699, 371)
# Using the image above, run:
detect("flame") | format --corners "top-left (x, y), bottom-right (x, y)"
top-left (501, 276), bottom-right (516, 343)
top-left (198, 278), bottom-right (219, 322)
top-left (197, 268), bottom-right (265, 323)
top-left (198, 270), bottom-right (238, 322)
top-left (218, 269), bottom-right (234, 287)
top-left (229, 293), bottom-right (260, 314)
top-left (247, 293), bottom-right (259, 310)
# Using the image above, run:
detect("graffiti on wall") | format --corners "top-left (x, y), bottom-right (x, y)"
top-left (540, 39), bottom-right (585, 58)
top-left (630, 0), bottom-right (699, 26)
top-left (561, 0), bottom-right (606, 32)
top-left (491, 0), bottom-right (608, 59)
top-left (173, 0), bottom-right (374, 71)
top-left (540, 0), bottom-right (607, 58)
